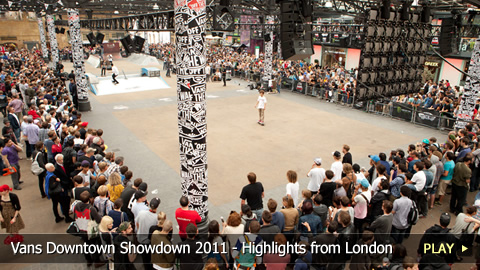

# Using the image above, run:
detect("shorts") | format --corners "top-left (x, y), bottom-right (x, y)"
top-left (437, 180), bottom-right (451, 196)
top-left (427, 184), bottom-right (438, 195)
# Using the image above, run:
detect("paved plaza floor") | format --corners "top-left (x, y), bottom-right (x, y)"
top-left (0, 55), bottom-right (476, 269)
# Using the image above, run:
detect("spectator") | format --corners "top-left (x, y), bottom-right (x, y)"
top-left (267, 198), bottom-right (285, 232)
top-left (108, 198), bottom-right (129, 229)
top-left (178, 223), bottom-right (203, 270)
top-left (391, 186), bottom-right (413, 244)
top-left (307, 157), bottom-right (325, 196)
top-left (240, 172), bottom-right (264, 221)
top-left (151, 220), bottom-right (175, 270)
top-left (175, 196), bottom-right (202, 241)
top-left (450, 154), bottom-right (472, 215)
top-left (286, 170), bottom-right (299, 207)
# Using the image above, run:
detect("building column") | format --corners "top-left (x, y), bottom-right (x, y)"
top-left (455, 39), bottom-right (480, 129)
top-left (36, 15), bottom-right (49, 60)
top-left (264, 15), bottom-right (274, 80)
top-left (46, 14), bottom-right (59, 67)
top-left (67, 8), bottom-right (91, 111)
top-left (174, 0), bottom-right (209, 221)
top-left (143, 32), bottom-right (150, 54)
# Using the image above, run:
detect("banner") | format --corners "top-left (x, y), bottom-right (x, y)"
top-left (392, 102), bottom-right (413, 122)
top-left (414, 107), bottom-right (440, 128)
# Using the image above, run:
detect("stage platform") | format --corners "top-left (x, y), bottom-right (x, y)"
top-left (92, 74), bottom-right (170, 96)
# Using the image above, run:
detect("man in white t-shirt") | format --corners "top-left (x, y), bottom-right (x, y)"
top-left (111, 63), bottom-right (119, 84)
top-left (255, 90), bottom-right (267, 126)
top-left (331, 151), bottom-right (343, 181)
top-left (371, 164), bottom-right (387, 196)
top-left (406, 162), bottom-right (426, 192)
top-left (78, 160), bottom-right (96, 186)
top-left (353, 179), bottom-right (371, 233)
top-left (307, 157), bottom-right (326, 195)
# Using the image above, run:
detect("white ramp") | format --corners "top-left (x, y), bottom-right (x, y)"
top-left (87, 55), bottom-right (100, 68)
top-left (127, 53), bottom-right (160, 66)
top-left (93, 75), bottom-right (170, 96)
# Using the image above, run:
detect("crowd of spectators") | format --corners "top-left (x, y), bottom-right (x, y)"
top-left (1, 46), bottom-right (480, 270)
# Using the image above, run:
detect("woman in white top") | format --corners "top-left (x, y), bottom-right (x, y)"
top-left (221, 211), bottom-right (245, 259)
top-left (286, 170), bottom-right (299, 207)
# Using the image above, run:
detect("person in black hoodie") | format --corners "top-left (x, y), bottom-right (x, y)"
top-left (113, 221), bottom-right (137, 270)
top-left (334, 210), bottom-right (357, 269)
top-left (178, 223), bottom-right (204, 270)
top-left (417, 213), bottom-right (457, 265)
top-left (369, 179), bottom-right (391, 220)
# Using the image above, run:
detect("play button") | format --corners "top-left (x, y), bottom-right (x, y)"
top-left (462, 246), bottom-right (468, 252)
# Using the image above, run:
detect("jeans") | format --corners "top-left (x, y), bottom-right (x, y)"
top-left (112, 74), bottom-right (119, 83)
top-left (38, 171), bottom-right (46, 197)
top-left (253, 208), bottom-right (263, 223)
top-left (391, 226), bottom-right (407, 244)
top-left (13, 128), bottom-right (20, 143)
top-left (11, 163), bottom-right (20, 189)
top-left (450, 183), bottom-right (468, 214)
top-left (471, 167), bottom-right (480, 192)
top-left (26, 143), bottom-right (34, 158)
top-left (51, 193), bottom-right (70, 219)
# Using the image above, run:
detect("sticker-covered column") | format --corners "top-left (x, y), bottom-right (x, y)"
top-left (175, 0), bottom-right (208, 219)
top-left (67, 9), bottom-right (89, 101)
top-left (46, 15), bottom-right (59, 66)
top-left (264, 15), bottom-right (274, 80)
top-left (37, 16), bottom-right (49, 59)
top-left (455, 39), bottom-right (480, 129)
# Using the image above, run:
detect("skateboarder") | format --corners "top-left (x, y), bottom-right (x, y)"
top-left (255, 90), bottom-right (267, 126)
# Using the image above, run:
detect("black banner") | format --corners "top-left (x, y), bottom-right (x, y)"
top-left (414, 107), bottom-right (440, 128)
top-left (392, 102), bottom-right (413, 122)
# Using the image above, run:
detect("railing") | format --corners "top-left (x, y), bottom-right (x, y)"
top-left (272, 77), bottom-right (465, 132)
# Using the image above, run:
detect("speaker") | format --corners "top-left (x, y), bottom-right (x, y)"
top-left (264, 34), bottom-right (271, 42)
top-left (381, 0), bottom-right (391, 19)
top-left (86, 32), bottom-right (97, 46)
top-left (96, 33), bottom-right (104, 44)
top-left (121, 36), bottom-right (135, 54)
top-left (55, 27), bottom-right (60, 34)
top-left (439, 17), bottom-right (454, 55)
top-left (59, 28), bottom-right (65, 34)
top-left (421, 6), bottom-right (431, 23)
top-left (281, 40), bottom-right (313, 60)
top-left (300, 0), bottom-right (313, 18)
top-left (134, 36), bottom-right (145, 52)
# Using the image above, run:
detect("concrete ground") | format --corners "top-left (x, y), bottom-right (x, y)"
top-left (0, 55), bottom-right (476, 269)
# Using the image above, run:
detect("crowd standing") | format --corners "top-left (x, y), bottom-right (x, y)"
top-left (1, 47), bottom-right (480, 270)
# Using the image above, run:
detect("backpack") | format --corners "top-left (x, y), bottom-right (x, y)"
top-left (74, 204), bottom-right (93, 232)
top-left (408, 200), bottom-right (419, 225)
top-left (235, 235), bottom-right (257, 269)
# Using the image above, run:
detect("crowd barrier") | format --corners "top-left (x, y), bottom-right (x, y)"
top-left (273, 79), bottom-right (466, 132)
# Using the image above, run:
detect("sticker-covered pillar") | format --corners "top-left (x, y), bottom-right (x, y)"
top-left (67, 8), bottom-right (91, 111)
top-left (174, 0), bottom-right (209, 221)
top-left (264, 15), bottom-right (274, 80)
top-left (46, 14), bottom-right (59, 67)
top-left (455, 39), bottom-right (480, 129)
top-left (37, 16), bottom-right (49, 60)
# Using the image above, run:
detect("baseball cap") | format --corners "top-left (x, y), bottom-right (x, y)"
top-left (138, 182), bottom-right (148, 192)
top-left (332, 151), bottom-right (341, 158)
top-left (359, 179), bottom-right (370, 188)
top-left (81, 122), bottom-right (88, 127)
top-left (150, 198), bottom-right (161, 209)
top-left (135, 190), bottom-right (147, 200)
top-left (422, 139), bottom-right (430, 144)
top-left (314, 158), bottom-right (322, 165)
top-left (94, 154), bottom-right (103, 162)
top-left (117, 221), bottom-right (131, 233)
top-left (368, 155), bottom-right (380, 163)
top-left (81, 160), bottom-right (90, 167)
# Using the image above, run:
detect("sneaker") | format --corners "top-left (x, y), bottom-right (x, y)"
top-left (65, 217), bottom-right (74, 223)
top-left (13, 186), bottom-right (22, 190)
top-left (434, 201), bottom-right (442, 206)
top-left (55, 217), bottom-right (65, 223)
